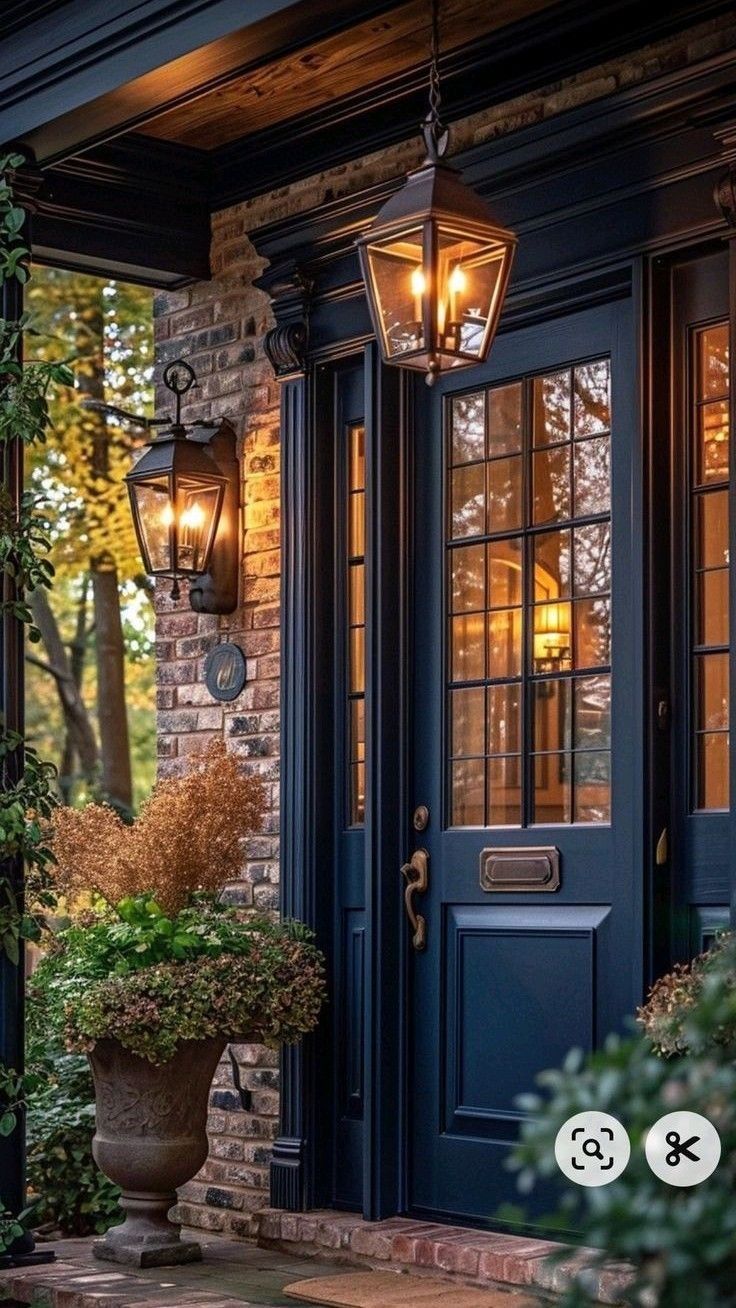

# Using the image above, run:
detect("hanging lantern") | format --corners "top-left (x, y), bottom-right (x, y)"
top-left (126, 360), bottom-right (227, 601)
top-left (357, 1), bottom-right (516, 385)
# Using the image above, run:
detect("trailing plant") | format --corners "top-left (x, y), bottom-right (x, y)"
top-left (0, 151), bottom-right (73, 963)
top-left (0, 150), bottom-right (74, 1248)
top-left (509, 934), bottom-right (736, 1307)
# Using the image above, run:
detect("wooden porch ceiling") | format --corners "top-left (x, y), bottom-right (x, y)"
top-left (137, 0), bottom-right (555, 149)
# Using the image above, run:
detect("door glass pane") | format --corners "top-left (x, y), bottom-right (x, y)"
top-left (534, 529), bottom-right (571, 600)
top-left (488, 383), bottom-right (522, 456)
top-left (451, 392), bottom-right (485, 465)
top-left (488, 538), bottom-right (523, 608)
top-left (488, 456), bottom-right (522, 532)
top-left (488, 755), bottom-right (522, 825)
top-left (533, 753), bottom-right (572, 823)
top-left (488, 683), bottom-right (521, 755)
top-left (533, 446), bottom-right (570, 523)
top-left (574, 360), bottom-right (611, 437)
top-left (452, 686), bottom-right (485, 757)
top-left (452, 543), bottom-right (485, 612)
top-left (533, 679), bottom-right (572, 753)
top-left (532, 370), bottom-right (571, 446)
top-left (574, 437), bottom-right (610, 517)
top-left (451, 464), bottom-right (485, 538)
top-left (692, 323), bottom-right (730, 811)
top-left (447, 357), bottom-right (612, 827)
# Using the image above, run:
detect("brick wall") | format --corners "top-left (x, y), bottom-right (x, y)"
top-left (153, 226), bottom-right (281, 1235)
top-left (154, 8), bottom-right (736, 1236)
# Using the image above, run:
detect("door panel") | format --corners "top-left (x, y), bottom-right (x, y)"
top-left (408, 299), bottom-right (642, 1223)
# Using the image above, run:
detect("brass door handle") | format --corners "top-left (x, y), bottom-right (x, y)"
top-left (401, 848), bottom-right (429, 950)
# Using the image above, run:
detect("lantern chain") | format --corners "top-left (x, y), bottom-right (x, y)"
top-left (423, 0), bottom-right (449, 163)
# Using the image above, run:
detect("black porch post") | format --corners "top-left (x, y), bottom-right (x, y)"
top-left (262, 270), bottom-right (314, 1210)
top-left (0, 157), bottom-right (52, 1266)
top-left (714, 125), bottom-right (736, 928)
top-left (0, 265), bottom-right (27, 1243)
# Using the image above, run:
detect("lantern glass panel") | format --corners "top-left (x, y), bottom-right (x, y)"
top-left (175, 477), bottom-right (222, 574)
top-left (436, 226), bottom-right (508, 360)
top-left (365, 227), bottom-right (425, 358)
top-left (132, 477), bottom-right (173, 573)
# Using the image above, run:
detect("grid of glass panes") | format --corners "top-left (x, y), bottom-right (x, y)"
top-left (692, 323), bottom-right (729, 811)
top-left (448, 359), bottom-right (612, 826)
top-left (347, 423), bottom-right (366, 825)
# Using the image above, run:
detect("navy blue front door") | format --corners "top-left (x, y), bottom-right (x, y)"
top-left (407, 298), bottom-right (643, 1223)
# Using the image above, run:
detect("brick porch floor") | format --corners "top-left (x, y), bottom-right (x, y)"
top-left (0, 1218), bottom-right (632, 1306)
top-left (0, 1235), bottom-right (538, 1307)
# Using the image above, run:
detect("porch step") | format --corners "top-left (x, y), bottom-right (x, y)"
top-left (254, 1209), bottom-right (633, 1306)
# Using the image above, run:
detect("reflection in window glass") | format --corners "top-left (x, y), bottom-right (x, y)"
top-left (347, 423), bottom-right (366, 825)
top-left (447, 358), bottom-right (612, 826)
top-left (692, 324), bottom-right (730, 811)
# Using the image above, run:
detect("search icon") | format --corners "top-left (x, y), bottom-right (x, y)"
top-left (555, 1111), bottom-right (631, 1187)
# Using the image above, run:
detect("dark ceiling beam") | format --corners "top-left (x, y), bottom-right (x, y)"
top-left (34, 135), bottom-right (211, 287)
top-left (0, 0), bottom-right (402, 165)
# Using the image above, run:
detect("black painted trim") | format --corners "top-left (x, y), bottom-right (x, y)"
top-left (35, 135), bottom-right (210, 286)
top-left (271, 372), bottom-right (312, 1210)
top-left (362, 346), bottom-right (408, 1218)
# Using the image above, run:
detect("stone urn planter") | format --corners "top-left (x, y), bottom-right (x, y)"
top-left (88, 1036), bottom-right (226, 1267)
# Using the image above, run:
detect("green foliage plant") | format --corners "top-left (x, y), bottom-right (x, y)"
top-left (0, 151), bottom-right (73, 1254)
top-left (511, 934), bottom-right (736, 1307)
top-left (0, 152), bottom-right (72, 963)
top-left (32, 894), bottom-right (325, 1066)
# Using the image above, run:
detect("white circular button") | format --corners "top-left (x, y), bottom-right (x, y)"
top-left (554, 1111), bottom-right (631, 1187)
top-left (645, 1111), bottom-right (721, 1187)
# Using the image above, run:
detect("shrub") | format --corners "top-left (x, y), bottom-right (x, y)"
top-left (511, 935), bottom-right (736, 1307)
top-left (26, 1053), bottom-right (121, 1237)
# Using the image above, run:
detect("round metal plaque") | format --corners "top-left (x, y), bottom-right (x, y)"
top-left (204, 642), bottom-right (247, 702)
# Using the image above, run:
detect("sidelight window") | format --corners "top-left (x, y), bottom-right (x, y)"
top-left (347, 422), bottom-right (367, 825)
top-left (692, 323), bottom-right (729, 811)
top-left (448, 360), bottom-right (612, 827)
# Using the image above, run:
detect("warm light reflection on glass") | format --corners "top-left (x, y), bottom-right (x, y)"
top-left (448, 359), bottom-right (612, 828)
top-left (693, 321), bottom-right (730, 810)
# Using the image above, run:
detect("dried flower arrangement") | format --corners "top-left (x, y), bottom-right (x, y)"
top-left (49, 742), bottom-right (264, 913)
top-left (41, 744), bottom-right (326, 1064)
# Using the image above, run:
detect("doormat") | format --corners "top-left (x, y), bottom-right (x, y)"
top-left (284, 1271), bottom-right (535, 1307)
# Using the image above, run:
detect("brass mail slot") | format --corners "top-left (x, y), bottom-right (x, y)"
top-left (479, 846), bottom-right (560, 892)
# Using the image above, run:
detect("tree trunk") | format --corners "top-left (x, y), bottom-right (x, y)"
top-left (76, 289), bottom-right (134, 814)
top-left (92, 558), bottom-right (132, 812)
top-left (59, 576), bottom-right (91, 802)
top-left (28, 588), bottom-right (98, 786)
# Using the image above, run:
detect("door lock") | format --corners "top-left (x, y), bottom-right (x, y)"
top-left (401, 848), bottom-right (429, 951)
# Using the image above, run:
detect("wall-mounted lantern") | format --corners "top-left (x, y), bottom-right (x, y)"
top-left (356, 0), bottom-right (516, 385)
top-left (125, 359), bottom-right (240, 614)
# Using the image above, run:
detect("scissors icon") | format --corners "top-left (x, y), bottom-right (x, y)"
top-left (665, 1131), bottom-right (700, 1167)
